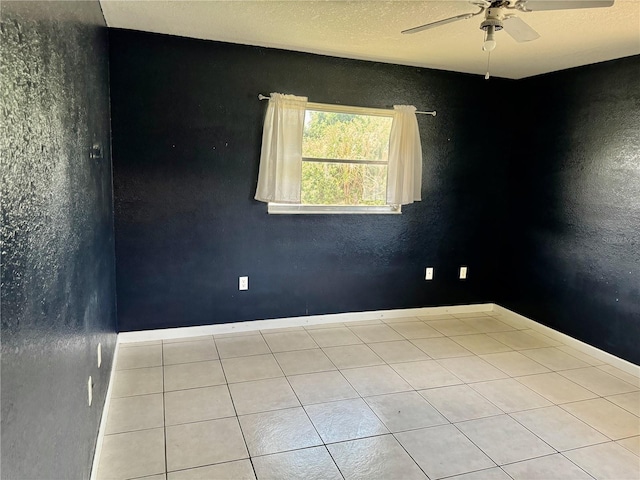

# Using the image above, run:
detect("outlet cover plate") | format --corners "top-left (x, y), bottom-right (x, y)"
top-left (460, 266), bottom-right (468, 279)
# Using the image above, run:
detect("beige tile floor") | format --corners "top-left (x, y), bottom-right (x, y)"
top-left (96, 312), bottom-right (640, 480)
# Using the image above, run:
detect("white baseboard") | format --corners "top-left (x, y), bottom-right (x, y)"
top-left (117, 303), bottom-right (640, 376)
top-left (492, 304), bottom-right (640, 377)
top-left (90, 341), bottom-right (121, 480)
top-left (117, 303), bottom-right (639, 377)
top-left (118, 304), bottom-right (495, 343)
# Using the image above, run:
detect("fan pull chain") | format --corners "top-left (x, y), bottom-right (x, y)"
top-left (485, 51), bottom-right (491, 80)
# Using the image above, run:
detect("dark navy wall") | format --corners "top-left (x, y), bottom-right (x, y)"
top-left (1, 2), bottom-right (117, 478)
top-left (500, 56), bottom-right (640, 364)
top-left (109, 29), bottom-right (511, 332)
top-left (108, 29), bottom-right (639, 364)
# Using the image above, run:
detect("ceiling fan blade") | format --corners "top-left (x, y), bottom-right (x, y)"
top-left (503, 16), bottom-right (540, 42)
top-left (516, 0), bottom-right (614, 11)
top-left (401, 12), bottom-right (478, 34)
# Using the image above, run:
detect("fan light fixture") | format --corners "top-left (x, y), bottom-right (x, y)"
top-left (481, 11), bottom-right (505, 52)
top-left (483, 27), bottom-right (497, 51)
top-left (480, 14), bottom-right (503, 78)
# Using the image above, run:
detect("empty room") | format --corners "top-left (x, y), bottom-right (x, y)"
top-left (1, 1), bottom-right (639, 479)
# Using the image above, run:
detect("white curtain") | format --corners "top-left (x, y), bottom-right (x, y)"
top-left (255, 92), bottom-right (308, 203)
top-left (386, 105), bottom-right (423, 206)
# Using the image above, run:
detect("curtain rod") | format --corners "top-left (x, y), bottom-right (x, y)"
top-left (258, 94), bottom-right (436, 117)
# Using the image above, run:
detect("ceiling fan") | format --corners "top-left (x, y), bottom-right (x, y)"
top-left (402, 0), bottom-right (614, 76)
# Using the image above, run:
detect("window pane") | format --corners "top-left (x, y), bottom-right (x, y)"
top-left (301, 162), bottom-right (387, 205)
top-left (302, 111), bottom-right (392, 161)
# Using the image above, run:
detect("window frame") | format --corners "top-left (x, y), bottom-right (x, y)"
top-left (268, 101), bottom-right (401, 215)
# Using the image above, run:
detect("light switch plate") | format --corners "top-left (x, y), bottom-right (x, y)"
top-left (425, 267), bottom-right (434, 280)
top-left (460, 266), bottom-right (468, 279)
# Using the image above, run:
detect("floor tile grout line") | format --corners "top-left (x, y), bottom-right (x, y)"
top-left (214, 342), bottom-right (258, 480)
top-left (118, 356), bottom-right (220, 371)
top-left (556, 399), bottom-right (638, 441)
top-left (216, 334), bottom-right (271, 359)
top-left (454, 367), bottom-right (629, 470)
top-left (451, 332), bottom-right (513, 355)
top-left (595, 365), bottom-right (640, 386)
top-left (422, 380), bottom-right (508, 419)
top-left (604, 398), bottom-right (640, 418)
top-left (161, 342), bottom-right (168, 477)
top-left (556, 452), bottom-right (600, 480)
top-left (278, 363), bottom-right (346, 477)
top-left (251, 439), bottom-right (332, 458)
top-left (480, 449), bottom-right (599, 480)
top-left (510, 372), bottom-right (604, 401)
top-left (250, 444), bottom-right (347, 480)
top-left (430, 357), bottom-right (509, 384)
top-left (517, 346), bottom-right (601, 367)
top-left (259, 328), bottom-right (322, 356)
top-left (163, 379), bottom-right (228, 394)
top-left (225, 364), bottom-right (460, 431)
top-left (558, 366), bottom-right (640, 393)
top-left (454, 375), bottom-right (552, 389)
top-left (554, 370), bottom-right (637, 397)
top-left (272, 346), bottom-right (341, 377)
top-left (355, 373), bottom-right (446, 455)
top-left (555, 345), bottom-right (607, 366)
top-left (319, 344), bottom-right (386, 370)
top-left (164, 412), bottom-right (241, 429)
top-left (114, 362), bottom-right (164, 372)
top-left (345, 324), bottom-right (407, 343)
top-left (438, 465), bottom-right (515, 480)
top-left (328, 340), bottom-right (460, 444)
top-left (315, 445), bottom-right (347, 480)
top-left (462, 378), bottom-right (551, 415)
top-left (447, 417), bottom-right (513, 471)
top-left (103, 394), bottom-right (519, 439)
top-left (260, 344), bottom-right (327, 355)
top-left (614, 441), bottom-right (640, 459)
top-left (162, 457), bottom-right (251, 477)
top-left (387, 428), bottom-right (442, 479)
top-left (557, 438), bottom-right (623, 453)
top-left (478, 352), bottom-right (551, 377)
top-left (500, 407), bottom-right (580, 456)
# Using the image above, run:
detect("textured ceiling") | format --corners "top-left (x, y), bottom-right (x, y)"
top-left (100, 0), bottom-right (640, 79)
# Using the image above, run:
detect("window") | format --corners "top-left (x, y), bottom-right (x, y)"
top-left (255, 93), bottom-right (422, 214)
top-left (270, 103), bottom-right (398, 214)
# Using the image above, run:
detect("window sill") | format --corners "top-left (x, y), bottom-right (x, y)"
top-left (267, 203), bottom-right (401, 215)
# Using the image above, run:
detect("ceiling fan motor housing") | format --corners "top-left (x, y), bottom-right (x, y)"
top-left (481, 8), bottom-right (505, 31)
top-left (480, 17), bottom-right (504, 31)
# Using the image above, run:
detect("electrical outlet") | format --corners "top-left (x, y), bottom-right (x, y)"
top-left (88, 376), bottom-right (93, 406)
top-left (97, 343), bottom-right (102, 368)
top-left (239, 276), bottom-right (249, 291)
top-left (425, 267), bottom-right (434, 280)
top-left (460, 266), bottom-right (468, 279)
